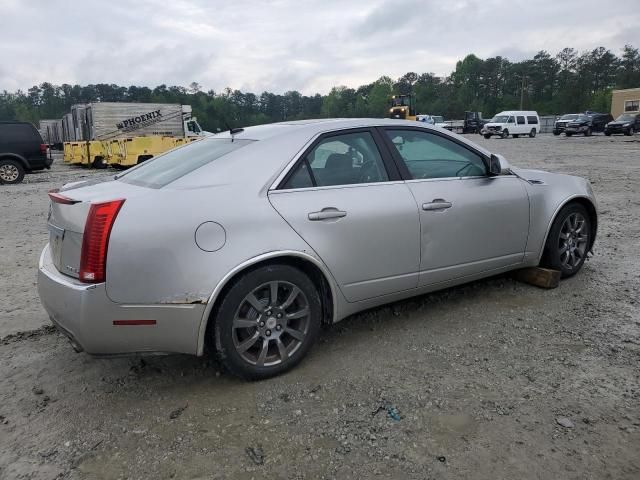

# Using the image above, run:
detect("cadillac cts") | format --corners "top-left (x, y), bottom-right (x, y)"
top-left (38, 119), bottom-right (597, 379)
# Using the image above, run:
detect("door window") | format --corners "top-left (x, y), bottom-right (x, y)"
top-left (282, 131), bottom-right (389, 188)
top-left (385, 130), bottom-right (486, 179)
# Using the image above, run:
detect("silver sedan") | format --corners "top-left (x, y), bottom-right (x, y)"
top-left (38, 119), bottom-right (597, 379)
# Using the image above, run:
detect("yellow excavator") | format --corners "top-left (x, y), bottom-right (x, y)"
top-left (388, 94), bottom-right (416, 121)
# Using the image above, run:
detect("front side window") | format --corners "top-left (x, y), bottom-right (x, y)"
top-left (385, 130), bottom-right (486, 180)
top-left (282, 131), bottom-right (389, 188)
top-left (624, 100), bottom-right (639, 112)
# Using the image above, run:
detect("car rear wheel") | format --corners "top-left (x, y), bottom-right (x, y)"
top-left (529, 128), bottom-right (537, 138)
top-left (541, 203), bottom-right (591, 278)
top-left (605, 131), bottom-right (612, 136)
top-left (513, 134), bottom-right (519, 138)
top-left (483, 134), bottom-right (491, 139)
top-left (213, 264), bottom-right (322, 380)
top-left (501, 129), bottom-right (509, 139)
top-left (566, 132), bottom-right (573, 137)
top-left (585, 128), bottom-right (592, 137)
top-left (0, 159), bottom-right (25, 185)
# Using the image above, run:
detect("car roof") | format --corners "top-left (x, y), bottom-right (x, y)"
top-left (213, 118), bottom-right (442, 141)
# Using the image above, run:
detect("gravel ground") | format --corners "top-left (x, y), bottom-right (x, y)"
top-left (0, 134), bottom-right (639, 479)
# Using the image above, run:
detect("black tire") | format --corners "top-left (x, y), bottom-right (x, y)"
top-left (553, 131), bottom-right (560, 136)
top-left (513, 134), bottom-right (519, 138)
top-left (624, 128), bottom-right (633, 136)
top-left (483, 134), bottom-right (491, 139)
top-left (92, 156), bottom-right (107, 169)
top-left (529, 128), bottom-right (537, 138)
top-left (541, 203), bottom-right (592, 278)
top-left (566, 132), bottom-right (573, 137)
top-left (0, 158), bottom-right (25, 185)
top-left (605, 131), bottom-right (612, 136)
top-left (213, 264), bottom-right (322, 380)
top-left (501, 129), bottom-right (509, 139)
top-left (584, 127), bottom-right (592, 137)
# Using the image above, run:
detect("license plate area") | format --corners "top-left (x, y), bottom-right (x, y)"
top-left (48, 223), bottom-right (65, 269)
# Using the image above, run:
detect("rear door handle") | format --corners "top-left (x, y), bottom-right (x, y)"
top-left (308, 208), bottom-right (347, 221)
top-left (422, 199), bottom-right (452, 211)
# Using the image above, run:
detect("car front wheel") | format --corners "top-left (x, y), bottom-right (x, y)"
top-left (541, 203), bottom-right (592, 278)
top-left (0, 159), bottom-right (25, 185)
top-left (501, 129), bottom-right (509, 139)
top-left (213, 264), bottom-right (322, 380)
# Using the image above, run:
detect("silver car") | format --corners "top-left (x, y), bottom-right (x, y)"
top-left (38, 119), bottom-right (597, 379)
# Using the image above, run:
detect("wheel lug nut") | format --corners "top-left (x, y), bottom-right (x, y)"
top-left (259, 321), bottom-right (265, 327)
top-left (276, 325), bottom-right (282, 331)
top-left (266, 310), bottom-right (272, 316)
top-left (266, 330), bottom-right (271, 336)
top-left (276, 313), bottom-right (282, 319)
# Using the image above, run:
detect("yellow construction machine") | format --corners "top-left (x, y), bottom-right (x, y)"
top-left (388, 94), bottom-right (416, 121)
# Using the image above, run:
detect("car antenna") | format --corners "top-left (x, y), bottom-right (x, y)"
top-left (224, 120), bottom-right (244, 142)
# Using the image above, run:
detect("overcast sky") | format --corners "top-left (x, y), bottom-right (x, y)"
top-left (0, 0), bottom-right (637, 95)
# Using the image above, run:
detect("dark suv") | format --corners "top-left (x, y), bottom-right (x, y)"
top-left (564, 112), bottom-right (613, 136)
top-left (552, 114), bottom-right (580, 135)
top-left (0, 121), bottom-right (52, 184)
top-left (604, 113), bottom-right (640, 136)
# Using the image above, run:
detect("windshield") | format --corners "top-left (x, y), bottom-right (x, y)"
top-left (560, 114), bottom-right (579, 120)
top-left (616, 114), bottom-right (635, 122)
top-left (575, 115), bottom-right (590, 121)
top-left (491, 115), bottom-right (510, 123)
top-left (391, 97), bottom-right (410, 107)
top-left (117, 137), bottom-right (253, 188)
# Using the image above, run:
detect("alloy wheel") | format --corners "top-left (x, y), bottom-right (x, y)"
top-left (558, 212), bottom-right (589, 270)
top-left (232, 281), bottom-right (311, 367)
top-left (0, 163), bottom-right (19, 182)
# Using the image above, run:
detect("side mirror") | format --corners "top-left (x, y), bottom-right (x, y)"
top-left (488, 153), bottom-right (510, 176)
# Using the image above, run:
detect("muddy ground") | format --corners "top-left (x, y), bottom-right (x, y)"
top-left (1, 134), bottom-right (639, 479)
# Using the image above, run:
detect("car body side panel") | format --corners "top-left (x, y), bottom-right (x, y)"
top-left (105, 184), bottom-right (322, 305)
top-left (511, 167), bottom-right (598, 265)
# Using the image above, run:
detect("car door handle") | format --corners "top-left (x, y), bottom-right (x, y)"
top-left (422, 199), bottom-right (452, 211)
top-left (308, 208), bottom-right (347, 221)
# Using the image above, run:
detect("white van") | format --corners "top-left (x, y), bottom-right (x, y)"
top-left (482, 111), bottom-right (540, 139)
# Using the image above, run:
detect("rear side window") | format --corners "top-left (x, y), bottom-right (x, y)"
top-left (527, 116), bottom-right (538, 124)
top-left (517, 116), bottom-right (526, 125)
top-left (0, 123), bottom-right (40, 143)
top-left (118, 138), bottom-right (253, 188)
top-left (282, 131), bottom-right (389, 189)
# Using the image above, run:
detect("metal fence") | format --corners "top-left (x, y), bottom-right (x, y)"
top-left (539, 115), bottom-right (558, 134)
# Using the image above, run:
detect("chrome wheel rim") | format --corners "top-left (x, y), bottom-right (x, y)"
top-left (232, 281), bottom-right (310, 367)
top-left (558, 213), bottom-right (589, 270)
top-left (0, 164), bottom-right (19, 182)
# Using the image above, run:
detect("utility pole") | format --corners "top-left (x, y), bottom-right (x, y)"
top-left (519, 75), bottom-right (527, 110)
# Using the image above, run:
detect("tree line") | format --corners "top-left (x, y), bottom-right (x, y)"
top-left (1, 45), bottom-right (638, 131)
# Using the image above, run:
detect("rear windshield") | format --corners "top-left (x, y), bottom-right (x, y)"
top-left (117, 137), bottom-right (253, 188)
top-left (0, 123), bottom-right (41, 143)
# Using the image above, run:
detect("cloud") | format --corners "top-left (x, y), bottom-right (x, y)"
top-left (0, 0), bottom-right (637, 95)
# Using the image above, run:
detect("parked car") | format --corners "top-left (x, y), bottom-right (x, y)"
top-left (564, 113), bottom-right (613, 136)
top-left (481, 111), bottom-right (540, 138)
top-left (552, 114), bottom-right (580, 135)
top-left (416, 114), bottom-right (444, 125)
top-left (38, 119), bottom-right (597, 379)
top-left (604, 113), bottom-right (640, 136)
top-left (0, 121), bottom-right (52, 184)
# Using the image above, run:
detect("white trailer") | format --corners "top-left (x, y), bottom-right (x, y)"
top-left (39, 119), bottom-right (64, 148)
top-left (83, 102), bottom-right (203, 141)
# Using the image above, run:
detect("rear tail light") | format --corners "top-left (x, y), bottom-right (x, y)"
top-left (40, 144), bottom-right (47, 154)
top-left (79, 199), bottom-right (125, 283)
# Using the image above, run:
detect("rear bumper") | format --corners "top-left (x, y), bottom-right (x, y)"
top-left (37, 245), bottom-right (204, 356)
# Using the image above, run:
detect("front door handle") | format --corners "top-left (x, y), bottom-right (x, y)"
top-left (422, 199), bottom-right (452, 211)
top-left (308, 208), bottom-right (347, 221)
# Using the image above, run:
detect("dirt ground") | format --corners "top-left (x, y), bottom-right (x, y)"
top-left (1, 134), bottom-right (639, 480)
